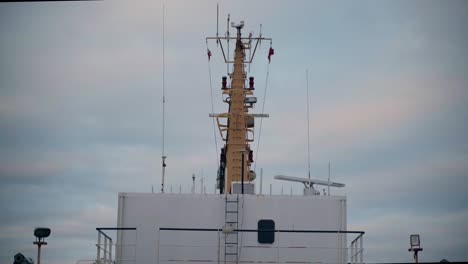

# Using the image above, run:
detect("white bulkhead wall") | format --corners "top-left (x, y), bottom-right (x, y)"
top-left (117, 193), bottom-right (347, 264)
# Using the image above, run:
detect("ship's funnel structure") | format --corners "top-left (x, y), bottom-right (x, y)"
top-left (207, 20), bottom-right (272, 194)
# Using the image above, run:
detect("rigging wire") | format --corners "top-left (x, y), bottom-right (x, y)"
top-left (206, 41), bottom-right (220, 168)
top-left (253, 61), bottom-right (271, 173)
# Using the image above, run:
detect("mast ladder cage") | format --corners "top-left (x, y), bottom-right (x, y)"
top-left (207, 20), bottom-right (272, 194)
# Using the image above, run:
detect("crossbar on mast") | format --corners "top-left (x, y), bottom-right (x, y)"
top-left (206, 37), bottom-right (272, 64)
top-left (209, 113), bottom-right (269, 118)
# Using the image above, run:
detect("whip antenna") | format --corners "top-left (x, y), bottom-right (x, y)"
top-left (161, 3), bottom-right (167, 193)
top-left (226, 14), bottom-right (230, 75)
top-left (306, 69), bottom-right (311, 180)
top-left (328, 162), bottom-right (331, 196)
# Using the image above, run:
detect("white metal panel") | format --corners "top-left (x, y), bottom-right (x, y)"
top-left (117, 193), bottom-right (347, 264)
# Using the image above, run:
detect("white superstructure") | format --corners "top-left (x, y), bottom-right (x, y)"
top-left (114, 192), bottom-right (349, 264)
top-left (89, 18), bottom-right (365, 264)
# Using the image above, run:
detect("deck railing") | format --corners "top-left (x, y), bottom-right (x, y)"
top-left (95, 227), bottom-right (137, 264)
top-left (157, 227), bottom-right (365, 264)
top-left (350, 232), bottom-right (364, 264)
top-left (92, 227), bottom-right (364, 264)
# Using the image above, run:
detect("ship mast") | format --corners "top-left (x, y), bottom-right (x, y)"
top-left (208, 20), bottom-right (272, 194)
top-left (225, 23), bottom-right (248, 193)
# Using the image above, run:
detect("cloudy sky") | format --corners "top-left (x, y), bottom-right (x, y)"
top-left (1, 0), bottom-right (467, 263)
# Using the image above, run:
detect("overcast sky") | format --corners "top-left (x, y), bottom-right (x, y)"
top-left (0, 0), bottom-right (467, 263)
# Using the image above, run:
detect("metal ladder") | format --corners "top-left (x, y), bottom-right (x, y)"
top-left (224, 194), bottom-right (239, 264)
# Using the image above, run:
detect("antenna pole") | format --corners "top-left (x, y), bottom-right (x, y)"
top-left (226, 14), bottom-right (230, 75)
top-left (306, 69), bottom-right (311, 180)
top-left (259, 24), bottom-right (262, 48)
top-left (161, 3), bottom-right (167, 193)
top-left (192, 173), bottom-right (195, 194)
top-left (260, 168), bottom-right (263, 195)
top-left (200, 176), bottom-right (204, 194)
top-left (328, 162), bottom-right (331, 196)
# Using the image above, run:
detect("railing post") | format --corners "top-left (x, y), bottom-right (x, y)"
top-left (217, 230), bottom-right (221, 264)
top-left (354, 236), bottom-right (358, 264)
top-left (359, 234), bottom-right (363, 264)
top-left (109, 238), bottom-right (113, 263)
top-left (157, 229), bottom-right (160, 264)
top-left (97, 231), bottom-right (101, 261)
top-left (338, 231), bottom-right (342, 264)
top-left (355, 239), bottom-right (358, 264)
top-left (104, 236), bottom-right (108, 262)
top-left (276, 230), bottom-right (280, 264)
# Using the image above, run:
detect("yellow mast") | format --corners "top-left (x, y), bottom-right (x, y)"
top-left (207, 20), bottom-right (272, 194)
top-left (225, 24), bottom-right (249, 193)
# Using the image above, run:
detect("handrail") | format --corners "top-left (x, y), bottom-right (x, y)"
top-left (351, 232), bottom-right (364, 244)
top-left (95, 227), bottom-right (138, 264)
top-left (159, 227), bottom-right (364, 235)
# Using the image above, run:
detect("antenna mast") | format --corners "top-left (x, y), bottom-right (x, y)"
top-left (306, 70), bottom-right (311, 180)
top-left (207, 19), bottom-right (272, 194)
top-left (161, 3), bottom-right (167, 193)
top-left (226, 14), bottom-right (230, 75)
top-left (216, 3), bottom-right (219, 44)
top-left (328, 162), bottom-right (331, 196)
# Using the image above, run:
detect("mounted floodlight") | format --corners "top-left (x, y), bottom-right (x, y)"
top-left (410, 234), bottom-right (420, 247)
top-left (33, 227), bottom-right (51, 264)
top-left (408, 234), bottom-right (423, 263)
top-left (245, 97), bottom-right (257, 104)
top-left (34, 228), bottom-right (51, 238)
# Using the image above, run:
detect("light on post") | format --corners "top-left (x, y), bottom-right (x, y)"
top-left (410, 234), bottom-right (420, 247)
top-left (408, 234), bottom-right (423, 263)
top-left (34, 227), bottom-right (51, 264)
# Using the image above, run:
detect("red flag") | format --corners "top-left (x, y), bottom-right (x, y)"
top-left (207, 49), bottom-right (212, 61)
top-left (268, 47), bottom-right (274, 63)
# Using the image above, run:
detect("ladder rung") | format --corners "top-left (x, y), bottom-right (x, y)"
top-left (225, 253), bottom-right (238, 255)
top-left (225, 211), bottom-right (238, 213)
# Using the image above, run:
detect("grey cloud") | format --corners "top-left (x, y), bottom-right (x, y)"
top-left (1, 0), bottom-right (468, 263)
